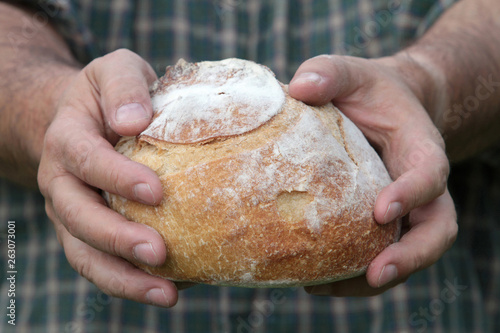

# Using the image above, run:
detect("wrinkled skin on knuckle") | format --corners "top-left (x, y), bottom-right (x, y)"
top-left (41, 124), bottom-right (61, 161)
top-left (395, 174), bottom-right (424, 211)
top-left (105, 226), bottom-right (125, 258)
top-left (108, 48), bottom-right (137, 62)
top-left (37, 165), bottom-right (50, 196)
top-left (105, 275), bottom-right (128, 298)
top-left (106, 271), bottom-right (149, 300)
top-left (45, 116), bottom-right (89, 177)
top-left (69, 247), bottom-right (95, 283)
top-left (103, 157), bottom-right (125, 194)
top-left (76, 147), bottom-right (94, 184)
top-left (73, 138), bottom-right (110, 185)
top-left (410, 249), bottom-right (428, 273)
top-left (94, 48), bottom-right (148, 75)
top-left (107, 48), bottom-right (156, 81)
top-left (68, 248), bottom-right (129, 300)
top-left (38, 132), bottom-right (66, 197)
top-left (56, 199), bottom-right (84, 237)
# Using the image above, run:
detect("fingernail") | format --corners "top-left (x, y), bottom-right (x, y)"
top-left (116, 103), bottom-right (148, 124)
top-left (292, 72), bottom-right (322, 85)
top-left (308, 284), bottom-right (332, 296)
top-left (383, 202), bottom-right (402, 223)
top-left (377, 264), bottom-right (398, 287)
top-left (146, 288), bottom-right (170, 307)
top-left (134, 183), bottom-right (157, 205)
top-left (133, 242), bottom-right (159, 266)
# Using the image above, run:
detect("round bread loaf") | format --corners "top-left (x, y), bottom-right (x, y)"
top-left (105, 58), bottom-right (401, 287)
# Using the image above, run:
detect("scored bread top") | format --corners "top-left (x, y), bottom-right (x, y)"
top-left (142, 58), bottom-right (286, 144)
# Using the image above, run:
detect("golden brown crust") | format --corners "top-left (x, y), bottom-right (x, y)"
top-left (105, 58), bottom-right (401, 287)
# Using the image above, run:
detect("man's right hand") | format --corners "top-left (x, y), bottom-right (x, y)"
top-left (37, 49), bottom-right (178, 307)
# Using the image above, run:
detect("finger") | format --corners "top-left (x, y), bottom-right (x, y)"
top-left (48, 174), bottom-right (166, 267)
top-left (43, 116), bottom-right (162, 205)
top-left (374, 130), bottom-right (449, 224)
top-left (367, 189), bottom-right (457, 288)
top-left (288, 54), bottom-right (373, 105)
top-left (86, 49), bottom-right (158, 136)
top-left (58, 225), bottom-right (177, 307)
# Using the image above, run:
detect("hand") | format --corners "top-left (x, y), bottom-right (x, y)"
top-left (37, 49), bottom-right (179, 307)
top-left (288, 54), bottom-right (458, 296)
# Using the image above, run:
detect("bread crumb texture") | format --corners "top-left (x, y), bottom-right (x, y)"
top-left (105, 59), bottom-right (401, 287)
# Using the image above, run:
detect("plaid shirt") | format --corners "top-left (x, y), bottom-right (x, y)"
top-left (1, 0), bottom-right (499, 332)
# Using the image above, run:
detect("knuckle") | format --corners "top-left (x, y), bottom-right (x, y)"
top-left (43, 130), bottom-right (58, 156)
top-left (105, 276), bottom-right (128, 298)
top-left (95, 156), bottom-right (124, 196)
top-left (87, 49), bottom-right (138, 81)
top-left (73, 138), bottom-right (102, 184)
top-left (58, 201), bottom-right (84, 237)
top-left (105, 227), bottom-right (123, 257)
top-left (109, 158), bottom-right (145, 200)
top-left (401, 174), bottom-right (425, 210)
top-left (411, 249), bottom-right (427, 272)
top-left (70, 249), bottom-right (94, 281)
top-left (108, 167), bottom-right (123, 195)
top-left (77, 148), bottom-right (93, 183)
top-left (106, 271), bottom-right (148, 300)
top-left (104, 48), bottom-right (145, 73)
top-left (39, 133), bottom-right (64, 188)
top-left (110, 48), bottom-right (135, 61)
top-left (37, 167), bottom-right (50, 195)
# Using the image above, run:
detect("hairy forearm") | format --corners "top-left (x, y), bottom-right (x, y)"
top-left (401, 0), bottom-right (500, 161)
top-left (0, 3), bottom-right (81, 187)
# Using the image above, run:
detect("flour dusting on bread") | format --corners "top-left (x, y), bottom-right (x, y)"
top-left (142, 58), bottom-right (286, 144)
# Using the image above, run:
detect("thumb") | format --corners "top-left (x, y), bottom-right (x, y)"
top-left (289, 55), bottom-right (372, 105)
top-left (87, 49), bottom-right (158, 137)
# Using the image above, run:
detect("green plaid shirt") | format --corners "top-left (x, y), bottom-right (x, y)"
top-left (1, 0), bottom-right (499, 332)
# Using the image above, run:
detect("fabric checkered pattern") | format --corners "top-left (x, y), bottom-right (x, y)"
top-left (1, 0), bottom-right (499, 332)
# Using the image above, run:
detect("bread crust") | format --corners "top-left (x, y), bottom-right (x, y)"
top-left (105, 59), bottom-right (401, 287)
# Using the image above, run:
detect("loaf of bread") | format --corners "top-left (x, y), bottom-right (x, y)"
top-left (105, 58), bottom-right (401, 287)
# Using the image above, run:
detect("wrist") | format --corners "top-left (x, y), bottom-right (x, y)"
top-left (374, 52), bottom-right (449, 131)
top-left (2, 66), bottom-right (80, 187)
top-left (29, 68), bottom-right (81, 162)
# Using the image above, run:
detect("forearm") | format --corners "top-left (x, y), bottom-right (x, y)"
top-left (391, 0), bottom-right (500, 161)
top-left (0, 2), bottom-right (81, 187)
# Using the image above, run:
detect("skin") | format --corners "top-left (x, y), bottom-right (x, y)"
top-left (0, 0), bottom-right (499, 305)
